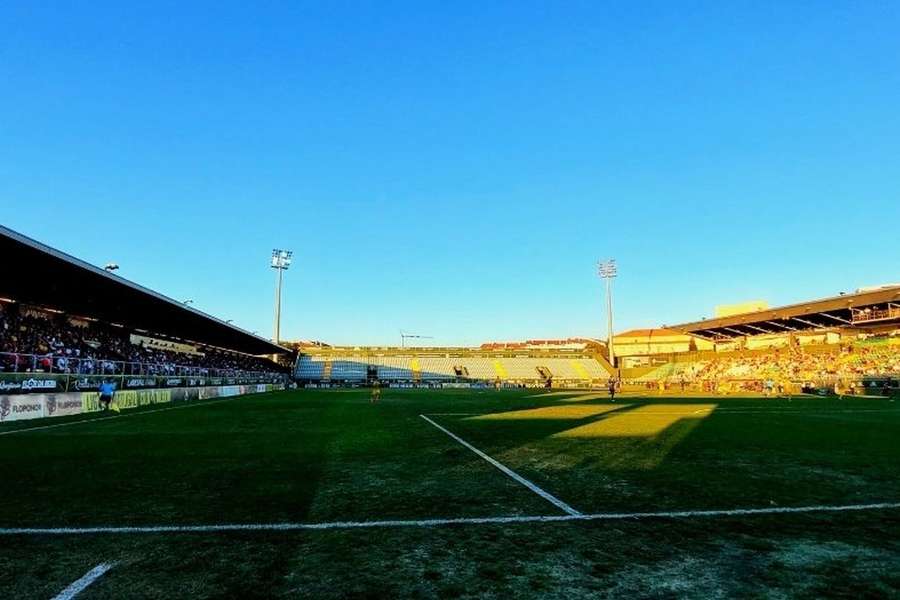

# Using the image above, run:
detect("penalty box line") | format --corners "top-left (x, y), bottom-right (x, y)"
top-left (419, 414), bottom-right (582, 516)
top-left (3, 502), bottom-right (900, 536)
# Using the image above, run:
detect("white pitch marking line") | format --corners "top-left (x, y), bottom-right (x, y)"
top-left (0, 394), bottom-right (254, 437)
top-left (430, 408), bottom-right (900, 419)
top-left (691, 408), bottom-right (900, 415)
top-left (3, 502), bottom-right (899, 536)
top-left (419, 414), bottom-right (582, 516)
top-left (52, 562), bottom-right (117, 600)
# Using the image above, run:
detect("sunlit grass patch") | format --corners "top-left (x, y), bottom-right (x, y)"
top-left (553, 404), bottom-right (716, 438)
top-left (554, 393), bottom-right (611, 402)
top-left (526, 391), bottom-right (599, 398)
top-left (525, 391), bottom-right (610, 402)
top-left (466, 404), bottom-right (627, 421)
top-left (586, 418), bottom-right (710, 470)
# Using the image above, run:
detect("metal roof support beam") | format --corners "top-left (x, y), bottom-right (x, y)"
top-left (744, 324), bottom-right (777, 334)
top-left (722, 327), bottom-right (748, 337)
top-left (821, 312), bottom-right (853, 325)
top-left (688, 331), bottom-right (715, 341)
top-left (765, 321), bottom-right (797, 331)
top-left (791, 317), bottom-right (825, 329)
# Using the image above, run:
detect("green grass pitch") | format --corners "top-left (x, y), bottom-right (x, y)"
top-left (1, 388), bottom-right (899, 598)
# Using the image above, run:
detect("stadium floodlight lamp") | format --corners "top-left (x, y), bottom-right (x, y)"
top-left (183, 299), bottom-right (194, 305)
top-left (270, 248), bottom-right (293, 346)
top-left (598, 259), bottom-right (617, 279)
top-left (104, 263), bottom-right (119, 272)
top-left (271, 249), bottom-right (293, 270)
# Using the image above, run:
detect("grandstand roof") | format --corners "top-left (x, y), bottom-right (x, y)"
top-left (0, 226), bottom-right (287, 355)
top-left (615, 328), bottom-right (685, 338)
top-left (668, 286), bottom-right (900, 340)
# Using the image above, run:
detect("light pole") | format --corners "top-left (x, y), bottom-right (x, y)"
top-left (271, 249), bottom-right (293, 344)
top-left (598, 259), bottom-right (617, 368)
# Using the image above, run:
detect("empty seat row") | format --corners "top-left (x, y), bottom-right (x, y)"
top-left (296, 354), bottom-right (610, 382)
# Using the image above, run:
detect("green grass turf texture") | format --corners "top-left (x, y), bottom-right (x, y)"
top-left (1, 388), bottom-right (899, 598)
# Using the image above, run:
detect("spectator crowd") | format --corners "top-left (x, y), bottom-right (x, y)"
top-left (629, 336), bottom-right (900, 396)
top-left (692, 342), bottom-right (900, 384)
top-left (0, 303), bottom-right (286, 376)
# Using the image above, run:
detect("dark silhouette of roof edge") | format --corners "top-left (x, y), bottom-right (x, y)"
top-left (0, 225), bottom-right (287, 355)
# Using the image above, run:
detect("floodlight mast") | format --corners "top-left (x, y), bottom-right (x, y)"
top-left (271, 249), bottom-right (293, 344)
top-left (598, 259), bottom-right (617, 369)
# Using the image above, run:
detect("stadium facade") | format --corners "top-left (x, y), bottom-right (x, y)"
top-left (291, 340), bottom-right (613, 387)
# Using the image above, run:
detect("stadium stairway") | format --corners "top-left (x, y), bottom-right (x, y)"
top-left (492, 359), bottom-right (508, 380)
top-left (634, 362), bottom-right (676, 382)
top-left (322, 359), bottom-right (333, 382)
top-left (410, 358), bottom-right (422, 383)
top-left (570, 360), bottom-right (591, 380)
top-left (594, 353), bottom-right (615, 375)
top-left (536, 365), bottom-right (553, 382)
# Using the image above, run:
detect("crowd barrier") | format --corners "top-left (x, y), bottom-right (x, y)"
top-left (0, 382), bottom-right (286, 423)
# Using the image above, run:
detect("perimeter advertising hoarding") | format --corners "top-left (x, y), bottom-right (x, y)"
top-left (0, 395), bottom-right (46, 421)
top-left (82, 389), bottom-right (173, 412)
top-left (0, 382), bottom-right (283, 424)
top-left (0, 374), bottom-right (64, 395)
top-left (44, 394), bottom-right (83, 418)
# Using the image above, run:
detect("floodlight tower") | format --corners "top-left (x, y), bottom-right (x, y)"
top-left (598, 259), bottom-right (617, 368)
top-left (271, 249), bottom-right (293, 344)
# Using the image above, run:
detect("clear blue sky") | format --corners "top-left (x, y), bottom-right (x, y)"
top-left (2, 2), bottom-right (899, 346)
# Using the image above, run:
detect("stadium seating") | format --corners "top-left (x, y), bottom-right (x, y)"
top-left (329, 358), bottom-right (367, 381)
top-left (631, 361), bottom-right (709, 383)
top-left (0, 302), bottom-right (285, 376)
top-left (416, 357), bottom-right (456, 380)
top-left (626, 338), bottom-right (900, 387)
top-left (295, 353), bottom-right (612, 384)
top-left (501, 358), bottom-right (543, 379)
top-left (295, 355), bottom-right (326, 379)
top-left (372, 355), bottom-right (414, 380)
top-left (456, 358), bottom-right (502, 380)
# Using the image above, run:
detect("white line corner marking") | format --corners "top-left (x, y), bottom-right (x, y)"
top-left (53, 562), bottom-right (117, 600)
top-left (419, 414), bottom-right (582, 516)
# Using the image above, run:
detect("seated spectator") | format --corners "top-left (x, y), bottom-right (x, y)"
top-left (0, 302), bottom-right (286, 377)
